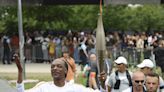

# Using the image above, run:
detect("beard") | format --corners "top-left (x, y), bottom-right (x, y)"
top-left (135, 85), bottom-right (143, 91)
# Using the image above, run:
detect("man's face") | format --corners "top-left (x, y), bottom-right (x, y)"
top-left (141, 67), bottom-right (152, 75)
top-left (51, 59), bottom-right (67, 80)
top-left (133, 73), bottom-right (145, 91)
top-left (116, 63), bottom-right (126, 72)
top-left (146, 76), bottom-right (159, 92)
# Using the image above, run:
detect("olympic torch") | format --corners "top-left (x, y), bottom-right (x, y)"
top-left (96, 15), bottom-right (106, 89)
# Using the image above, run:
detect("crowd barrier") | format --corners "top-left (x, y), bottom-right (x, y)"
top-left (107, 46), bottom-right (156, 67)
top-left (0, 44), bottom-right (157, 67)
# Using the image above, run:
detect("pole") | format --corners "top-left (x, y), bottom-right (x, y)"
top-left (18, 0), bottom-right (25, 79)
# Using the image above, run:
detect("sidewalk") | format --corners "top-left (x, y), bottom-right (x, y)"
top-left (0, 63), bottom-right (51, 73)
top-left (0, 79), bottom-right (16, 92)
top-left (0, 63), bottom-right (81, 73)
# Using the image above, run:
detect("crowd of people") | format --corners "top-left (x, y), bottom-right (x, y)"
top-left (0, 31), bottom-right (163, 65)
top-left (0, 30), bottom-right (164, 92)
top-left (14, 50), bottom-right (164, 92)
top-left (104, 57), bottom-right (164, 92)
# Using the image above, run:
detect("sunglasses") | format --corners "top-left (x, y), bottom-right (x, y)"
top-left (116, 63), bottom-right (122, 65)
top-left (135, 80), bottom-right (144, 84)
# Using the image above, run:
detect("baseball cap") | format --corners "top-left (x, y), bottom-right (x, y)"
top-left (114, 56), bottom-right (127, 65)
top-left (137, 59), bottom-right (154, 68)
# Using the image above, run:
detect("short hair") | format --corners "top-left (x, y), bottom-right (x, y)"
top-left (57, 58), bottom-right (69, 77)
top-left (59, 58), bottom-right (68, 71)
top-left (64, 61), bottom-right (68, 71)
top-left (147, 72), bottom-right (159, 80)
top-left (52, 58), bottom-right (68, 71)
top-left (63, 60), bottom-right (68, 71)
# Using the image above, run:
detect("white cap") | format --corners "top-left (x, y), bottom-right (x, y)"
top-left (80, 32), bottom-right (84, 35)
top-left (114, 56), bottom-right (127, 65)
top-left (137, 59), bottom-right (154, 68)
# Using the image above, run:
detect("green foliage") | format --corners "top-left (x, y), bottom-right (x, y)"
top-left (0, 5), bottom-right (164, 32)
top-left (75, 73), bottom-right (87, 86)
top-left (68, 5), bottom-right (98, 30)
top-left (0, 21), bottom-right (5, 32)
top-left (104, 5), bottom-right (164, 31)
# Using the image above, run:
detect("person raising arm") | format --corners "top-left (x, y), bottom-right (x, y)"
top-left (15, 54), bottom-right (101, 92)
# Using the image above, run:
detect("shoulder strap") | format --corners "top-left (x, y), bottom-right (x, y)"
top-left (126, 70), bottom-right (132, 86)
top-left (114, 70), bottom-right (132, 89)
top-left (115, 70), bottom-right (119, 80)
top-left (114, 70), bottom-right (120, 89)
top-left (115, 70), bottom-right (118, 77)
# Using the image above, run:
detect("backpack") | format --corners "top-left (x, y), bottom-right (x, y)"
top-left (114, 70), bottom-right (132, 89)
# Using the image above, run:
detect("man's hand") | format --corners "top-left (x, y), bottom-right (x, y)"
top-left (98, 72), bottom-right (106, 82)
top-left (98, 72), bottom-right (107, 90)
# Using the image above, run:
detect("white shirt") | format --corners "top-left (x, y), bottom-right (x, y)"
top-left (81, 43), bottom-right (87, 51)
top-left (106, 71), bottom-right (132, 92)
top-left (122, 87), bottom-right (131, 92)
top-left (17, 82), bottom-right (100, 92)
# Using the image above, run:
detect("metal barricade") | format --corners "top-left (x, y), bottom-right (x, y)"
top-left (106, 46), bottom-right (155, 67)
top-left (23, 44), bottom-right (155, 67)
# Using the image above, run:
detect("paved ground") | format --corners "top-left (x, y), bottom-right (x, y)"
top-left (0, 63), bottom-right (81, 73)
top-left (0, 79), bottom-right (16, 92)
top-left (0, 63), bottom-right (51, 73)
top-left (0, 63), bottom-right (82, 92)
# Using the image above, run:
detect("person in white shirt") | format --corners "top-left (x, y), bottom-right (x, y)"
top-left (14, 54), bottom-right (100, 92)
top-left (105, 56), bottom-right (132, 92)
